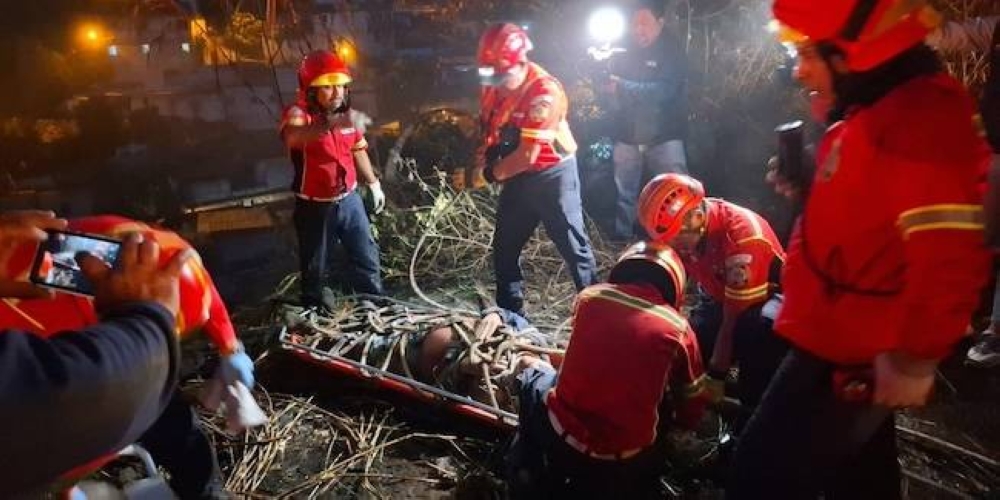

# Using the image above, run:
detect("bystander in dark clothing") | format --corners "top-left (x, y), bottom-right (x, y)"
top-left (0, 303), bottom-right (179, 497)
top-left (607, 5), bottom-right (689, 240)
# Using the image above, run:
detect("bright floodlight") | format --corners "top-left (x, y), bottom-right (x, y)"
top-left (588, 7), bottom-right (626, 45)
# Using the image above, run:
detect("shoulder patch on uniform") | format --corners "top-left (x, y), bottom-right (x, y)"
top-left (529, 95), bottom-right (554, 122)
top-left (725, 254), bottom-right (752, 288)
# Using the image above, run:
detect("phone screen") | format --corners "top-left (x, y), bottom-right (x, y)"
top-left (30, 230), bottom-right (123, 296)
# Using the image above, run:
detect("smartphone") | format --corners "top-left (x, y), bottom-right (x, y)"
top-left (774, 120), bottom-right (806, 182)
top-left (29, 230), bottom-right (123, 297)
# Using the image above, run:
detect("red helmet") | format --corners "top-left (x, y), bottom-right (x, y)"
top-left (297, 50), bottom-right (352, 90)
top-left (772, 0), bottom-right (941, 72)
top-left (608, 240), bottom-right (687, 308)
top-left (478, 23), bottom-right (532, 75)
top-left (637, 173), bottom-right (706, 242)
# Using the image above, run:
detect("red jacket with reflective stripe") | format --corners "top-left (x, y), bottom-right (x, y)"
top-left (547, 283), bottom-right (706, 454)
top-left (776, 73), bottom-right (992, 364)
top-left (0, 215), bottom-right (239, 355)
top-left (280, 102), bottom-right (367, 200)
top-left (684, 198), bottom-right (785, 315)
top-left (479, 62), bottom-right (575, 172)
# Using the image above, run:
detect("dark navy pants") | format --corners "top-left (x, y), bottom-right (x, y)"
top-left (728, 348), bottom-right (900, 499)
top-left (493, 156), bottom-right (597, 315)
top-left (689, 293), bottom-right (788, 417)
top-left (293, 192), bottom-right (383, 305)
top-left (139, 393), bottom-right (225, 499)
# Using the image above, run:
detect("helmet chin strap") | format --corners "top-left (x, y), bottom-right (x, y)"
top-left (306, 87), bottom-right (352, 116)
top-left (820, 41), bottom-right (940, 114)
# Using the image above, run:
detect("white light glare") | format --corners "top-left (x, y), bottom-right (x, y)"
top-left (588, 7), bottom-right (626, 44)
top-left (478, 66), bottom-right (496, 78)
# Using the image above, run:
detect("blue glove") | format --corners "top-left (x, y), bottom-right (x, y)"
top-left (221, 346), bottom-right (255, 389)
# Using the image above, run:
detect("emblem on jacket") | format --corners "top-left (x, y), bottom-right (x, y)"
top-left (529, 95), bottom-right (553, 122)
top-left (821, 137), bottom-right (842, 181)
top-left (725, 254), bottom-right (753, 288)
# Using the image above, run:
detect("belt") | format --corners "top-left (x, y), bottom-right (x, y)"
top-left (546, 407), bottom-right (643, 461)
top-left (296, 186), bottom-right (355, 203)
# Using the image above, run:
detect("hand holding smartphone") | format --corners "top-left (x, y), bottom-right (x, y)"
top-left (29, 230), bottom-right (123, 297)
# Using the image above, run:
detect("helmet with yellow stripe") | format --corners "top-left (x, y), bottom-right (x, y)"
top-left (770, 0), bottom-right (942, 72)
top-left (608, 240), bottom-right (687, 309)
top-left (297, 50), bottom-right (352, 90)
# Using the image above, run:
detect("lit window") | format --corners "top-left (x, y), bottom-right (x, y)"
top-left (181, 42), bottom-right (191, 53)
top-left (142, 44), bottom-right (151, 54)
top-left (108, 45), bottom-right (119, 57)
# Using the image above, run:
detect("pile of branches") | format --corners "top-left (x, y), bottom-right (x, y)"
top-left (374, 168), bottom-right (618, 332)
top-left (198, 391), bottom-right (504, 499)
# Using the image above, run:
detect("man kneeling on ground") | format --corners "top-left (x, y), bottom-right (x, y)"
top-left (505, 241), bottom-right (709, 499)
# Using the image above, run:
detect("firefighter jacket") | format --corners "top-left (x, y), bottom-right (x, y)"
top-left (546, 283), bottom-right (707, 455)
top-left (775, 73), bottom-right (993, 364)
top-left (478, 62), bottom-right (577, 176)
top-left (0, 215), bottom-right (240, 355)
top-left (280, 102), bottom-right (368, 201)
top-left (684, 198), bottom-right (786, 315)
top-left (606, 32), bottom-right (688, 146)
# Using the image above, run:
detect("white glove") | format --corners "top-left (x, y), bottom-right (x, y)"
top-left (200, 369), bottom-right (268, 435)
top-left (368, 181), bottom-right (386, 215)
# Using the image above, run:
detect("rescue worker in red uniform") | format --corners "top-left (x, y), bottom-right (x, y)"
top-left (730, 1), bottom-right (993, 497)
top-left (638, 173), bottom-right (787, 418)
top-left (0, 211), bottom-right (187, 497)
top-left (506, 241), bottom-right (708, 499)
top-left (475, 23), bottom-right (597, 316)
top-left (281, 50), bottom-right (384, 307)
top-left (1, 215), bottom-right (254, 499)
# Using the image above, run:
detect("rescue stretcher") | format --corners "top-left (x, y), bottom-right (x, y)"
top-left (276, 295), bottom-right (562, 430)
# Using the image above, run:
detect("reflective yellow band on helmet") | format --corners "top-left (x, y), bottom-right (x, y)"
top-left (769, 20), bottom-right (809, 45)
top-left (897, 204), bottom-right (984, 239)
top-left (310, 72), bottom-right (352, 87)
top-left (579, 285), bottom-right (687, 330)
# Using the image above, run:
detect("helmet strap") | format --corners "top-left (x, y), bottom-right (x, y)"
top-left (827, 43), bottom-right (939, 111)
top-left (305, 87), bottom-right (352, 115)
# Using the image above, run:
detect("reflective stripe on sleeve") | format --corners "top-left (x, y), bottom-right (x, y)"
top-left (897, 204), bottom-right (984, 239)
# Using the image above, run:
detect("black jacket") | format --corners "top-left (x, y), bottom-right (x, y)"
top-left (607, 32), bottom-right (688, 145)
top-left (0, 302), bottom-right (179, 496)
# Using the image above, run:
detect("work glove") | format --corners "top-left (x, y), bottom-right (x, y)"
top-left (220, 343), bottom-right (255, 390)
top-left (705, 374), bottom-right (726, 404)
top-left (200, 370), bottom-right (267, 436)
top-left (364, 181), bottom-right (386, 215)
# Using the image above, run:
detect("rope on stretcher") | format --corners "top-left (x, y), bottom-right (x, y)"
top-left (285, 296), bottom-right (563, 415)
